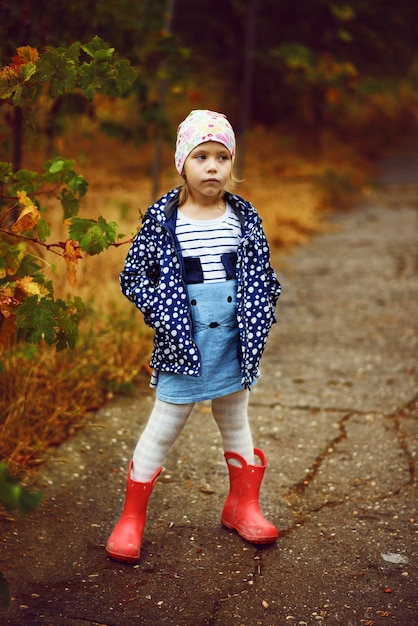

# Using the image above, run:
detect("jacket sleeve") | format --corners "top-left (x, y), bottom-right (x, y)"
top-left (119, 217), bottom-right (164, 322)
top-left (258, 224), bottom-right (282, 309)
top-left (266, 257), bottom-right (281, 309)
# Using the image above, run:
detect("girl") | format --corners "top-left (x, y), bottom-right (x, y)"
top-left (106, 110), bottom-right (281, 563)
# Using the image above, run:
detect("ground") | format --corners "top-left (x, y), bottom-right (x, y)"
top-left (0, 134), bottom-right (417, 625)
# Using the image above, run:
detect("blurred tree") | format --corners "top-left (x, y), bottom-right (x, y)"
top-left (151, 0), bottom-right (177, 200)
top-left (0, 0), bottom-right (171, 68)
top-left (234, 0), bottom-right (261, 178)
top-left (172, 0), bottom-right (418, 128)
top-left (0, 39), bottom-right (137, 357)
top-left (275, 44), bottom-right (358, 152)
top-left (0, 0), bottom-right (188, 171)
top-left (1, 0), bottom-right (418, 170)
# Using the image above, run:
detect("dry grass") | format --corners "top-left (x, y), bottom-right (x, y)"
top-left (0, 309), bottom-right (153, 473)
top-left (0, 111), bottom-right (377, 473)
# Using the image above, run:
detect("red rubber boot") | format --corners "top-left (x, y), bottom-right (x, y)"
top-left (106, 461), bottom-right (162, 563)
top-left (221, 448), bottom-right (278, 544)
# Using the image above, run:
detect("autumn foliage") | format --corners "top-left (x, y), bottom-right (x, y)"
top-left (0, 38), bottom-right (136, 359)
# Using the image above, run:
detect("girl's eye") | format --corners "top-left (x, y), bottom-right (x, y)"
top-left (194, 152), bottom-right (229, 161)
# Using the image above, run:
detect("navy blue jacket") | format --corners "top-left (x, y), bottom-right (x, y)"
top-left (120, 188), bottom-right (281, 387)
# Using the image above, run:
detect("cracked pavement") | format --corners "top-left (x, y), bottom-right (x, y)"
top-left (1, 145), bottom-right (417, 625)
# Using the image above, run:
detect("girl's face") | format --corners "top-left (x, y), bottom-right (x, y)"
top-left (183, 141), bottom-right (232, 201)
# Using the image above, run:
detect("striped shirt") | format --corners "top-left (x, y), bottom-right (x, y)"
top-left (176, 203), bottom-right (242, 282)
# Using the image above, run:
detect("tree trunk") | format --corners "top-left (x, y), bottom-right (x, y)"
top-left (12, 107), bottom-right (24, 173)
top-left (150, 0), bottom-right (176, 202)
top-left (235, 0), bottom-right (261, 179)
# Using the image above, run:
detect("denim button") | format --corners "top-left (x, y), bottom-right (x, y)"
top-left (209, 322), bottom-right (219, 328)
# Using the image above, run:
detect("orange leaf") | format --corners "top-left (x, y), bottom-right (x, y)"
top-left (0, 292), bottom-right (20, 318)
top-left (16, 45), bottom-right (39, 63)
top-left (0, 292), bottom-right (19, 354)
top-left (63, 239), bottom-right (83, 287)
top-left (14, 276), bottom-right (46, 300)
top-left (11, 191), bottom-right (40, 233)
top-left (10, 46), bottom-right (39, 72)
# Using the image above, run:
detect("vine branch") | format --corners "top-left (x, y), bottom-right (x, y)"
top-left (0, 227), bottom-right (134, 252)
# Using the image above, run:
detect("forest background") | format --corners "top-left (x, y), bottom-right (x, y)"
top-left (1, 0), bottom-right (418, 497)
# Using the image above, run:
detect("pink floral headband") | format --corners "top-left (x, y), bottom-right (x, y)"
top-left (174, 109), bottom-right (236, 175)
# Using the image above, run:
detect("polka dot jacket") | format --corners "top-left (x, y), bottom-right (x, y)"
top-left (120, 188), bottom-right (281, 388)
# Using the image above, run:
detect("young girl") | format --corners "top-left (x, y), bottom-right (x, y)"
top-left (106, 109), bottom-right (281, 563)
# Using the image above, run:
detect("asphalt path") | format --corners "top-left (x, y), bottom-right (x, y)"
top-left (1, 142), bottom-right (417, 625)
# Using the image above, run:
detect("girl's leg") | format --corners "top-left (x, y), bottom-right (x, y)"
top-left (106, 399), bottom-right (194, 563)
top-left (131, 398), bottom-right (195, 482)
top-left (211, 389), bottom-right (254, 463)
top-left (213, 390), bottom-right (278, 544)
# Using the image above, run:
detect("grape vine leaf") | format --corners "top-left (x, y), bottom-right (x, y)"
top-left (15, 295), bottom-right (83, 350)
top-left (69, 216), bottom-right (118, 255)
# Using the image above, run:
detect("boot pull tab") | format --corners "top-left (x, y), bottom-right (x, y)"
top-left (254, 448), bottom-right (267, 468)
top-left (225, 451), bottom-right (246, 469)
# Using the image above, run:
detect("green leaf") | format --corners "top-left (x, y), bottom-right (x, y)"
top-left (67, 173), bottom-right (88, 198)
top-left (77, 54), bottom-right (135, 100)
top-left (77, 62), bottom-right (114, 99)
top-left (48, 158), bottom-right (66, 174)
top-left (16, 296), bottom-right (56, 345)
top-left (66, 41), bottom-right (82, 64)
top-left (69, 216), bottom-right (118, 255)
top-left (15, 295), bottom-right (82, 350)
top-left (36, 218), bottom-right (50, 242)
top-left (35, 47), bottom-right (78, 97)
top-left (55, 300), bottom-right (77, 345)
top-left (75, 63), bottom-right (96, 100)
top-left (81, 36), bottom-right (114, 60)
top-left (0, 71), bottom-right (21, 101)
top-left (42, 157), bottom-right (76, 183)
top-left (0, 241), bottom-right (31, 280)
top-left (57, 170), bottom-right (88, 218)
top-left (19, 489), bottom-right (44, 514)
top-left (337, 28), bottom-right (353, 42)
top-left (0, 162), bottom-right (13, 185)
top-left (58, 188), bottom-right (80, 219)
top-left (113, 59), bottom-right (137, 95)
top-left (20, 62), bottom-right (37, 82)
top-left (11, 83), bottom-right (23, 107)
top-left (0, 463), bottom-right (43, 517)
top-left (55, 296), bottom-right (84, 350)
top-left (277, 43), bottom-right (316, 71)
top-left (4, 245), bottom-right (45, 282)
top-left (10, 169), bottom-right (41, 195)
top-left (330, 4), bottom-right (355, 21)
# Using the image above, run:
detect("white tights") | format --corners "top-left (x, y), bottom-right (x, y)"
top-left (131, 389), bottom-right (254, 482)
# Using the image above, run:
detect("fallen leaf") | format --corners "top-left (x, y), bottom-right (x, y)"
top-left (200, 483), bottom-right (215, 494)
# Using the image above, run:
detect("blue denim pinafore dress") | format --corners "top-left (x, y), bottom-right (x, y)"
top-left (156, 280), bottom-right (246, 403)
